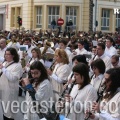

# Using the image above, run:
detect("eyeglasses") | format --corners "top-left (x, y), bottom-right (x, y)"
top-left (5, 54), bottom-right (12, 56)
top-left (30, 71), bottom-right (40, 75)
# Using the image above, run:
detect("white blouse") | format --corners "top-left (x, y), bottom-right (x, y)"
top-left (66, 84), bottom-right (97, 120)
top-left (24, 79), bottom-right (53, 120)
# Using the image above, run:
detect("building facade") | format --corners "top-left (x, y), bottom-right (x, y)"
top-left (0, 0), bottom-right (120, 32)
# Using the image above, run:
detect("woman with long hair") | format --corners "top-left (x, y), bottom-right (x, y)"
top-left (47, 49), bottom-right (71, 102)
top-left (24, 47), bottom-right (44, 73)
top-left (22, 61), bottom-right (53, 120)
top-left (86, 67), bottom-right (120, 120)
top-left (65, 63), bottom-right (97, 120)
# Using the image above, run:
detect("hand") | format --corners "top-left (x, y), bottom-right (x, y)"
top-left (0, 63), bottom-right (3, 69)
top-left (68, 78), bottom-right (74, 84)
top-left (26, 63), bottom-right (30, 67)
top-left (64, 83), bottom-right (68, 89)
top-left (85, 109), bottom-right (95, 119)
top-left (64, 94), bottom-right (72, 103)
top-left (47, 69), bottom-right (52, 76)
top-left (92, 102), bottom-right (100, 112)
top-left (72, 50), bottom-right (77, 55)
top-left (21, 78), bottom-right (30, 87)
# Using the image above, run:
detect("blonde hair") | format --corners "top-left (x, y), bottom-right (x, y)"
top-left (55, 49), bottom-right (69, 64)
top-left (31, 47), bottom-right (42, 60)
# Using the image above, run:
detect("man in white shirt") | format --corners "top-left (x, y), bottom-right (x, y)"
top-left (94, 43), bottom-right (111, 71)
top-left (0, 38), bottom-right (7, 62)
top-left (74, 40), bottom-right (88, 55)
top-left (18, 37), bottom-right (34, 63)
top-left (105, 36), bottom-right (117, 57)
top-left (7, 34), bottom-right (20, 50)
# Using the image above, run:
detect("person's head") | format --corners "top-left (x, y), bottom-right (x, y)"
top-left (73, 63), bottom-right (90, 89)
top-left (0, 38), bottom-right (6, 49)
top-left (11, 34), bottom-right (17, 41)
top-left (59, 40), bottom-right (67, 49)
top-left (54, 49), bottom-right (69, 64)
top-left (97, 43), bottom-right (105, 56)
top-left (31, 47), bottom-right (42, 59)
top-left (30, 61), bottom-right (49, 86)
top-left (77, 41), bottom-right (84, 50)
top-left (23, 37), bottom-right (31, 47)
top-left (111, 55), bottom-right (119, 68)
top-left (5, 47), bottom-right (19, 62)
top-left (106, 36), bottom-right (114, 48)
top-left (91, 59), bottom-right (106, 76)
top-left (72, 55), bottom-right (88, 66)
top-left (92, 46), bottom-right (97, 55)
top-left (105, 68), bottom-right (120, 94)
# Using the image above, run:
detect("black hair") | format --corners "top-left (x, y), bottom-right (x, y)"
top-left (5, 47), bottom-right (19, 62)
top-left (59, 39), bottom-right (67, 46)
top-left (105, 68), bottom-right (120, 98)
top-left (97, 42), bottom-right (105, 50)
top-left (30, 61), bottom-right (49, 87)
top-left (91, 59), bottom-right (106, 74)
top-left (73, 63), bottom-right (90, 89)
top-left (72, 55), bottom-right (88, 65)
top-left (23, 37), bottom-right (31, 42)
top-left (77, 40), bottom-right (84, 46)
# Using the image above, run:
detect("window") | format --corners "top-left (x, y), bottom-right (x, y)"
top-left (66, 6), bottom-right (77, 29)
top-left (11, 7), bottom-right (21, 27)
top-left (11, 8), bottom-right (15, 27)
top-left (116, 14), bottom-right (120, 28)
top-left (48, 6), bottom-right (60, 28)
top-left (101, 9), bottom-right (110, 30)
top-left (36, 6), bottom-right (42, 28)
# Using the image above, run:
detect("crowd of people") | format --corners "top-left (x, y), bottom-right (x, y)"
top-left (0, 28), bottom-right (119, 120)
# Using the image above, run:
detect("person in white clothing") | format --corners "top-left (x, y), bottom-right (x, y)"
top-left (73, 40), bottom-right (88, 56)
top-left (47, 49), bottom-right (71, 102)
top-left (105, 37), bottom-right (117, 57)
top-left (64, 63), bottom-right (97, 120)
top-left (22, 61), bottom-right (53, 120)
top-left (0, 47), bottom-right (23, 120)
top-left (0, 38), bottom-right (7, 62)
top-left (91, 59), bottom-right (105, 98)
top-left (7, 34), bottom-right (20, 50)
top-left (18, 37), bottom-right (35, 64)
top-left (86, 68), bottom-right (120, 120)
top-left (57, 39), bottom-right (73, 69)
top-left (40, 40), bottom-right (55, 68)
top-left (93, 43), bottom-right (111, 71)
top-left (24, 47), bottom-right (44, 73)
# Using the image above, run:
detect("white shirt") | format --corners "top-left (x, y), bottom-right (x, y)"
top-left (0, 47), bottom-right (7, 58)
top-left (7, 41), bottom-right (20, 50)
top-left (50, 63), bottom-right (70, 101)
top-left (94, 53), bottom-right (111, 71)
top-left (94, 92), bottom-right (120, 120)
top-left (91, 74), bottom-right (105, 95)
top-left (75, 48), bottom-right (88, 55)
top-left (0, 61), bottom-right (23, 118)
top-left (0, 47), bottom-right (7, 62)
top-left (105, 46), bottom-right (117, 58)
top-left (24, 79), bottom-right (53, 120)
top-left (66, 84), bottom-right (97, 120)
